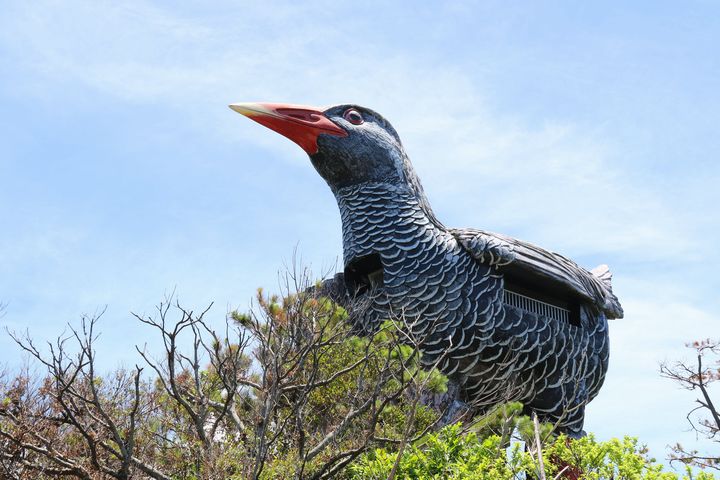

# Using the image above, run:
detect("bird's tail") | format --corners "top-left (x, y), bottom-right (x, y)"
top-left (590, 264), bottom-right (613, 289)
top-left (591, 264), bottom-right (624, 319)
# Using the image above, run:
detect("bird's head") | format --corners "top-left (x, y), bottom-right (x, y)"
top-left (229, 102), bottom-right (414, 192)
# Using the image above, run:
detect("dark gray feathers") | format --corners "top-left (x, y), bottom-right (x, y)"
top-left (451, 228), bottom-right (623, 320)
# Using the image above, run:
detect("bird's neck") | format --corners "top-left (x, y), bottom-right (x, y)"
top-left (334, 182), bottom-right (445, 266)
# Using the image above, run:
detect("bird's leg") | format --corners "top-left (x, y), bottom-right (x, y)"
top-left (422, 379), bottom-right (473, 426)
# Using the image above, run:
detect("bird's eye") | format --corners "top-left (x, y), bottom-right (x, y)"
top-left (343, 108), bottom-right (364, 125)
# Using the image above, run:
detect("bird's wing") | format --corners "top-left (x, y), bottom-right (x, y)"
top-left (450, 228), bottom-right (624, 319)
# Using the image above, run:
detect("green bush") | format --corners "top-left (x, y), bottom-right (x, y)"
top-left (348, 423), bottom-right (716, 480)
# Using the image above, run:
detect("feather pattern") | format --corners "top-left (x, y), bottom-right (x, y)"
top-left (451, 229), bottom-right (624, 319)
top-left (334, 183), bottom-right (611, 436)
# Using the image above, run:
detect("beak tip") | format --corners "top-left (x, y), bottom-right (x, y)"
top-left (229, 102), bottom-right (266, 117)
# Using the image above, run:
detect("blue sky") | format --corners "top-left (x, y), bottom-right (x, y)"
top-left (1, 0), bottom-right (718, 467)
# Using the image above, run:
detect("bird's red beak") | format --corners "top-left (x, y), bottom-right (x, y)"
top-left (229, 102), bottom-right (347, 155)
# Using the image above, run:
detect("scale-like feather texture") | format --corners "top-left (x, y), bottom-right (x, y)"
top-left (451, 228), bottom-right (624, 319)
top-left (334, 183), bottom-right (613, 436)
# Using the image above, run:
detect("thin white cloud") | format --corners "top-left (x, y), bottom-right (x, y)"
top-left (2, 0), bottom-right (688, 259)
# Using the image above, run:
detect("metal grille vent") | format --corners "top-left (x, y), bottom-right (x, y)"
top-left (503, 289), bottom-right (570, 323)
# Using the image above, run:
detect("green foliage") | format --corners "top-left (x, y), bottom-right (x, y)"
top-left (228, 292), bottom-right (451, 478)
top-left (546, 435), bottom-right (715, 480)
top-left (349, 423), bottom-right (529, 479)
top-left (349, 423), bottom-right (717, 480)
top-left (470, 402), bottom-right (525, 445)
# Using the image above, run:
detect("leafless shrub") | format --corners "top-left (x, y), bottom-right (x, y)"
top-left (661, 339), bottom-right (720, 470)
top-left (0, 268), bottom-right (450, 479)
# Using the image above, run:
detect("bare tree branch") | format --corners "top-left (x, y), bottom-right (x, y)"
top-left (660, 339), bottom-right (720, 470)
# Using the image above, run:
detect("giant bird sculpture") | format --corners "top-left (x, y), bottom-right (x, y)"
top-left (230, 103), bottom-right (623, 436)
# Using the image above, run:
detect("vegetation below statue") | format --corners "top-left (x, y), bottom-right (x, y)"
top-left (0, 276), bottom-right (714, 479)
top-left (350, 423), bottom-right (712, 480)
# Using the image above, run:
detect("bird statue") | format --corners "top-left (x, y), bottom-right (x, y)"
top-left (229, 102), bottom-right (623, 437)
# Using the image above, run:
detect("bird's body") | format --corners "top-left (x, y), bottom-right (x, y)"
top-left (333, 182), bottom-right (610, 436)
top-left (230, 102), bottom-right (623, 436)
